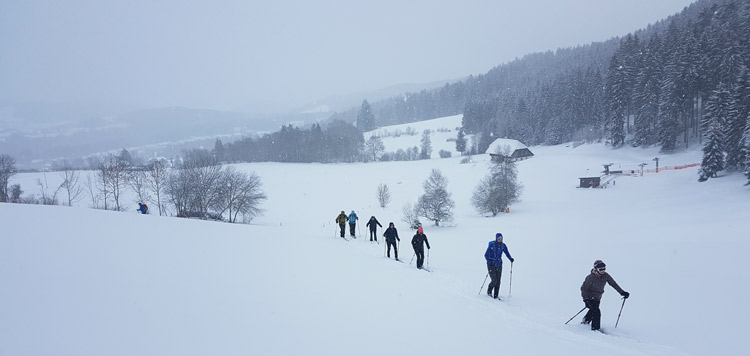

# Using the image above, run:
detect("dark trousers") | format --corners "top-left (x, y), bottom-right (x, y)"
top-left (414, 248), bottom-right (425, 268)
top-left (369, 229), bottom-right (377, 241)
top-left (487, 264), bottom-right (503, 298)
top-left (349, 223), bottom-right (356, 236)
top-left (387, 240), bottom-right (398, 259)
top-left (583, 300), bottom-right (602, 330)
top-left (339, 224), bottom-right (346, 237)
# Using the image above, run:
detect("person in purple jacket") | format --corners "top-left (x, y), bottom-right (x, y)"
top-left (484, 233), bottom-right (514, 299)
top-left (580, 260), bottom-right (629, 331)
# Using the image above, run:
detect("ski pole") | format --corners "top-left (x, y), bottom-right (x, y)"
top-left (565, 306), bottom-right (588, 325)
top-left (508, 261), bottom-right (513, 296)
top-left (615, 297), bottom-right (627, 328)
top-left (410, 252), bottom-right (415, 265)
top-left (478, 272), bottom-right (489, 295)
top-left (384, 238), bottom-right (387, 257)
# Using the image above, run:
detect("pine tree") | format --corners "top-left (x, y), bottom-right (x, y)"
top-left (420, 130), bottom-right (432, 159)
top-left (726, 68), bottom-right (750, 170)
top-left (471, 157), bottom-right (522, 216)
top-left (633, 34), bottom-right (663, 146)
top-left (213, 139), bottom-right (226, 162)
top-left (357, 100), bottom-right (376, 132)
top-left (604, 54), bottom-right (627, 147)
top-left (699, 85), bottom-right (731, 181)
top-left (455, 128), bottom-right (467, 153)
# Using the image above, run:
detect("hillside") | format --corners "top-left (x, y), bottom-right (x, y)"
top-left (3, 116), bottom-right (749, 356)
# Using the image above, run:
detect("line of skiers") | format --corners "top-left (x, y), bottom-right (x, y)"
top-left (336, 211), bottom-right (630, 331)
top-left (334, 212), bottom-right (430, 269)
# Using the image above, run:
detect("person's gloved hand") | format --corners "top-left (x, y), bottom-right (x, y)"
top-left (621, 291), bottom-right (630, 299)
top-left (510, 258), bottom-right (515, 263)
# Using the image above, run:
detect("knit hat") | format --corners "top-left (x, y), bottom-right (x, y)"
top-left (594, 260), bottom-right (606, 269)
top-left (496, 233), bottom-right (503, 239)
top-left (417, 227), bottom-right (423, 233)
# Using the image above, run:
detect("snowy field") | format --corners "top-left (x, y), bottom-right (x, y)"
top-left (2, 115), bottom-right (749, 356)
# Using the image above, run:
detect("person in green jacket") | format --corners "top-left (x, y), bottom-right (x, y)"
top-left (335, 211), bottom-right (348, 238)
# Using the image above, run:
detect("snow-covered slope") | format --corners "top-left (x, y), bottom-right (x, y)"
top-left (3, 115), bottom-right (748, 356)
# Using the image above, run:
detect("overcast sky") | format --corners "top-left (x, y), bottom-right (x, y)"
top-left (0, 0), bottom-right (697, 115)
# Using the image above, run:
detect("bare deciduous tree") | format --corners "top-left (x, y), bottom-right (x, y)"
top-left (167, 149), bottom-right (223, 219)
top-left (365, 136), bottom-right (385, 162)
top-left (146, 160), bottom-right (169, 216)
top-left (96, 153), bottom-right (130, 211)
top-left (215, 167), bottom-right (266, 223)
top-left (36, 173), bottom-right (60, 205)
top-left (401, 202), bottom-right (421, 229)
top-left (377, 183), bottom-right (391, 208)
top-left (416, 168), bottom-right (454, 226)
top-left (128, 169), bottom-right (151, 209)
top-left (58, 162), bottom-right (84, 206)
top-left (85, 174), bottom-right (102, 209)
top-left (0, 154), bottom-right (17, 202)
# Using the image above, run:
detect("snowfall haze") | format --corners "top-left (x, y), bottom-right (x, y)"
top-left (2, 115), bottom-right (748, 356)
top-left (0, 0), bottom-right (697, 113)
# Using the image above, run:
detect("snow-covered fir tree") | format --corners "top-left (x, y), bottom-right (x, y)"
top-left (357, 100), bottom-right (376, 132)
top-left (471, 153), bottom-right (522, 216)
top-left (455, 128), bottom-right (467, 153)
top-left (604, 54), bottom-right (627, 147)
top-left (419, 130), bottom-right (432, 160)
top-left (699, 85), bottom-right (731, 182)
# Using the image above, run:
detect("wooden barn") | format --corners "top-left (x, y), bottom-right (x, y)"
top-left (485, 138), bottom-right (534, 163)
top-left (578, 177), bottom-right (601, 188)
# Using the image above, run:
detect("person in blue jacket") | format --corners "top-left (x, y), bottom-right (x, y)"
top-left (348, 210), bottom-right (359, 238)
top-left (484, 233), bottom-right (514, 299)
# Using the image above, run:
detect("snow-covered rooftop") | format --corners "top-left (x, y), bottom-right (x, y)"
top-left (485, 138), bottom-right (528, 155)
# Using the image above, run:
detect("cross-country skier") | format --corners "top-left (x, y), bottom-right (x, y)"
top-left (411, 226), bottom-right (430, 269)
top-left (335, 211), bottom-right (348, 238)
top-left (383, 222), bottom-right (400, 260)
top-left (366, 216), bottom-right (382, 242)
top-left (348, 210), bottom-right (358, 238)
top-left (580, 260), bottom-right (630, 331)
top-left (484, 233), bottom-right (514, 299)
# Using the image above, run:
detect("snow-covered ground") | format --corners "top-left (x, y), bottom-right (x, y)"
top-left (3, 115), bottom-right (748, 356)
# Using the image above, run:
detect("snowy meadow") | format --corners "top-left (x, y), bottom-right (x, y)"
top-left (2, 115), bottom-right (748, 356)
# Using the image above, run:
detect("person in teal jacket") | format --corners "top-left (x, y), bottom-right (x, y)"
top-left (348, 210), bottom-right (358, 237)
top-left (484, 233), bottom-right (514, 299)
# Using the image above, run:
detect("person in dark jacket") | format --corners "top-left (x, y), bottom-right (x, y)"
top-left (484, 233), bottom-right (514, 299)
top-left (366, 216), bottom-right (382, 242)
top-left (138, 202), bottom-right (149, 214)
top-left (348, 210), bottom-right (359, 238)
top-left (411, 226), bottom-right (430, 269)
top-left (580, 260), bottom-right (630, 331)
top-left (335, 211), bottom-right (348, 238)
top-left (383, 222), bottom-right (400, 259)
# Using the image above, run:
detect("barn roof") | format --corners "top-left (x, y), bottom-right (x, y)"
top-left (485, 138), bottom-right (528, 155)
